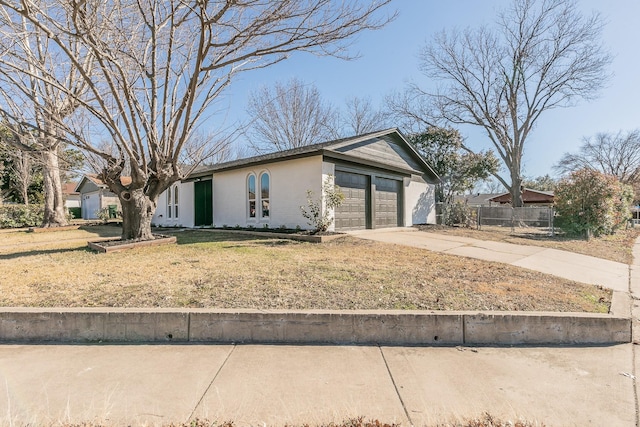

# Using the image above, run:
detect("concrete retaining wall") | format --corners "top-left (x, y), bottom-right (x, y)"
top-left (0, 308), bottom-right (630, 345)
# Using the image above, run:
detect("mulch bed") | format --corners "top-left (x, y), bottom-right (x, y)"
top-left (87, 234), bottom-right (177, 253)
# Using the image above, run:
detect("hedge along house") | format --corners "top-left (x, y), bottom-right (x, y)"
top-left (151, 128), bottom-right (439, 231)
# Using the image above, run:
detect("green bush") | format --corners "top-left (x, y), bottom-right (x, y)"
top-left (0, 204), bottom-right (44, 228)
top-left (555, 169), bottom-right (633, 238)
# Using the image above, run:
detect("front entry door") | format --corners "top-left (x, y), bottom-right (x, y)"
top-left (194, 180), bottom-right (213, 226)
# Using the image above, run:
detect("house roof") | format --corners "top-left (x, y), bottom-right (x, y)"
top-left (62, 182), bottom-right (80, 196)
top-left (188, 128), bottom-right (439, 182)
top-left (489, 188), bottom-right (555, 204)
top-left (75, 174), bottom-right (132, 193)
top-left (454, 193), bottom-right (503, 206)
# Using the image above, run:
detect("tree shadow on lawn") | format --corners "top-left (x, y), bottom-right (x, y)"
top-left (171, 230), bottom-right (297, 246)
top-left (0, 246), bottom-right (92, 261)
top-left (78, 224), bottom-right (123, 238)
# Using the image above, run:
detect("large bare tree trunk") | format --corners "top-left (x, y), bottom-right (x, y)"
top-left (119, 188), bottom-right (157, 241)
top-left (510, 172), bottom-right (524, 208)
top-left (13, 150), bottom-right (31, 205)
top-left (41, 149), bottom-right (68, 227)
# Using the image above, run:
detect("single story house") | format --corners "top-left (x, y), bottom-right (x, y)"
top-left (63, 182), bottom-right (81, 208)
top-left (488, 188), bottom-right (554, 206)
top-left (76, 174), bottom-right (132, 219)
top-left (152, 128), bottom-right (440, 231)
top-left (62, 182), bottom-right (82, 218)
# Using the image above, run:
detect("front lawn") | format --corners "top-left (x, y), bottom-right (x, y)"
top-left (0, 225), bottom-right (610, 312)
top-left (418, 224), bottom-right (640, 264)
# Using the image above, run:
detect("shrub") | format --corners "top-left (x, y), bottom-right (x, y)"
top-left (0, 204), bottom-right (44, 228)
top-left (555, 169), bottom-right (633, 238)
top-left (68, 207), bottom-right (82, 219)
top-left (300, 175), bottom-right (345, 233)
top-left (443, 200), bottom-right (475, 227)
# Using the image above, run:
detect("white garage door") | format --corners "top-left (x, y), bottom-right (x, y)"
top-left (82, 193), bottom-right (100, 219)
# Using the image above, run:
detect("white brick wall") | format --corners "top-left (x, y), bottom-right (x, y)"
top-left (213, 156), bottom-right (323, 230)
top-left (404, 174), bottom-right (437, 225)
top-left (152, 181), bottom-right (195, 228)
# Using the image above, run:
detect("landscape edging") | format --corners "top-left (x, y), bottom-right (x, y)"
top-left (0, 308), bottom-right (630, 345)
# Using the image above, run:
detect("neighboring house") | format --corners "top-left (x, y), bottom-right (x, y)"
top-left (152, 128), bottom-right (440, 231)
top-left (62, 182), bottom-right (82, 218)
top-left (488, 188), bottom-right (555, 206)
top-left (75, 174), bottom-right (132, 219)
top-left (62, 182), bottom-right (81, 209)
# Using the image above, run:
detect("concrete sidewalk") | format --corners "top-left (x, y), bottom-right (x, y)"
top-left (350, 228), bottom-right (630, 292)
top-left (0, 343), bottom-right (635, 426)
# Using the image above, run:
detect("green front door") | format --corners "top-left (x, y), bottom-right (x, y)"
top-left (194, 180), bottom-right (213, 226)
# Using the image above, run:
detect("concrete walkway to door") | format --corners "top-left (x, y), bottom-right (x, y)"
top-left (349, 228), bottom-right (630, 292)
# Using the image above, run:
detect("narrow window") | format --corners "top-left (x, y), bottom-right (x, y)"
top-left (248, 174), bottom-right (256, 218)
top-left (260, 173), bottom-right (269, 218)
top-left (167, 187), bottom-right (172, 218)
top-left (174, 185), bottom-right (179, 218)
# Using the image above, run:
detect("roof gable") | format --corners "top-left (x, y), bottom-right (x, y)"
top-left (189, 128), bottom-right (439, 181)
top-left (75, 174), bottom-right (133, 193)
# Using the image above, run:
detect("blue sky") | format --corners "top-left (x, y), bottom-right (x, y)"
top-left (213, 1), bottom-right (640, 179)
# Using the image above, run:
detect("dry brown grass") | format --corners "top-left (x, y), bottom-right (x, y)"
top-left (417, 224), bottom-right (640, 264)
top-left (0, 225), bottom-right (610, 312)
top-left (63, 415), bottom-right (543, 427)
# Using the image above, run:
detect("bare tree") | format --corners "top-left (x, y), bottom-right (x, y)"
top-left (555, 130), bottom-right (640, 199)
top-left (555, 130), bottom-right (640, 182)
top-left (8, 149), bottom-right (33, 205)
top-left (0, 8), bottom-right (88, 226)
top-left (0, 0), bottom-right (394, 240)
top-left (246, 78), bottom-right (337, 153)
top-left (416, 0), bottom-right (610, 206)
top-left (339, 96), bottom-right (388, 136)
top-left (385, 87), bottom-right (435, 135)
top-left (0, 136), bottom-right (35, 204)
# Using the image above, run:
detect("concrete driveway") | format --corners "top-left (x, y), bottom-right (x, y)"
top-left (350, 228), bottom-right (630, 292)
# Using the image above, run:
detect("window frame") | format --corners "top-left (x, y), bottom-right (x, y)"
top-left (247, 173), bottom-right (257, 219)
top-left (173, 184), bottom-right (179, 219)
top-left (259, 172), bottom-right (270, 219)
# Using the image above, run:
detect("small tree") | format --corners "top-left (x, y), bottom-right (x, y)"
top-left (300, 176), bottom-right (344, 233)
top-left (555, 169), bottom-right (633, 239)
top-left (409, 127), bottom-right (498, 204)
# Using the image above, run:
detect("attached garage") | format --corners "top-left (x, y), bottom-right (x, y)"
top-left (374, 177), bottom-right (401, 228)
top-left (334, 170), bottom-right (403, 231)
top-left (335, 171), bottom-right (369, 230)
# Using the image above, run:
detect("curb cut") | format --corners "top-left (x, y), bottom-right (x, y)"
top-left (0, 306), bottom-right (630, 345)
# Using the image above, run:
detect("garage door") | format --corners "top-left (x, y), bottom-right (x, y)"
top-left (82, 193), bottom-right (100, 219)
top-left (374, 177), bottom-right (401, 228)
top-left (335, 171), bottom-right (368, 230)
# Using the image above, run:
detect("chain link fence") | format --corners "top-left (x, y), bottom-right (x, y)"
top-left (477, 206), bottom-right (555, 234)
top-left (436, 202), bottom-right (555, 235)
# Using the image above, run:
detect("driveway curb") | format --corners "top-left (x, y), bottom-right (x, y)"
top-left (0, 300), bottom-right (630, 345)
